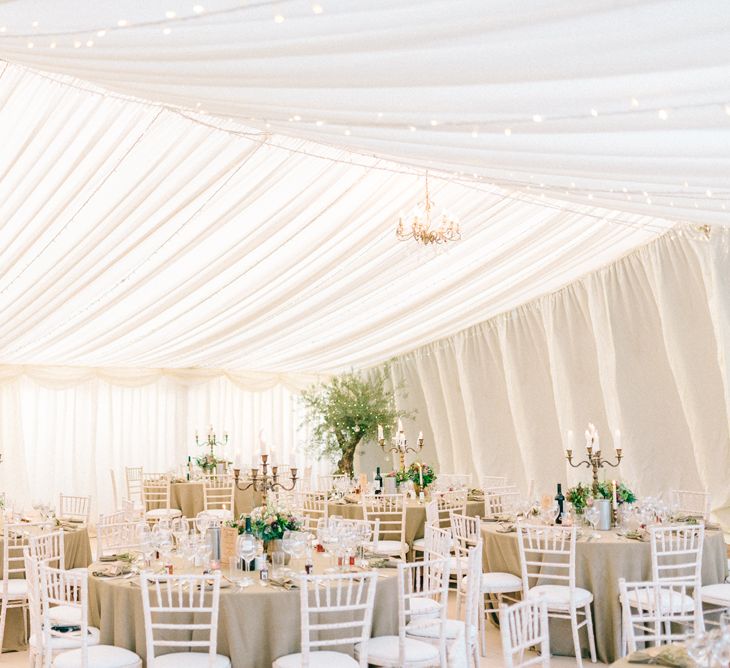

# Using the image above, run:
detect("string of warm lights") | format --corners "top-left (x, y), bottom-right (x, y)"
top-left (3, 61), bottom-right (716, 234)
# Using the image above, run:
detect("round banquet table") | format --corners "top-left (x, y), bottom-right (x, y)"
top-left (88, 556), bottom-right (398, 668)
top-left (169, 482), bottom-right (262, 518)
top-left (327, 498), bottom-right (486, 551)
top-left (2, 525), bottom-right (92, 652)
top-left (481, 523), bottom-right (727, 664)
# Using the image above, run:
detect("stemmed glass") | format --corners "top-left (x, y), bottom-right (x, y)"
top-left (235, 535), bottom-right (256, 589)
top-left (584, 505), bottom-right (601, 539)
top-left (686, 632), bottom-right (711, 668)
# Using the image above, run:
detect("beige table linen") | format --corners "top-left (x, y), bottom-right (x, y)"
top-left (327, 499), bottom-right (485, 547)
top-left (481, 524), bottom-right (727, 664)
top-left (169, 482), bottom-right (261, 518)
top-left (88, 560), bottom-right (398, 668)
top-left (2, 526), bottom-right (92, 652)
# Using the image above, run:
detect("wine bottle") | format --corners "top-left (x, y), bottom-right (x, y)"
top-left (375, 467), bottom-right (383, 495)
top-left (555, 483), bottom-right (565, 524)
top-left (244, 515), bottom-right (253, 535)
top-left (186, 455), bottom-right (191, 481)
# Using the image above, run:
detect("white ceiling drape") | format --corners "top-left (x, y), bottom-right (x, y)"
top-left (0, 0), bottom-right (728, 225)
top-left (0, 61), bottom-right (670, 373)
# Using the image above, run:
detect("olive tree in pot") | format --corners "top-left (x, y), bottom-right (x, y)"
top-left (301, 368), bottom-right (413, 477)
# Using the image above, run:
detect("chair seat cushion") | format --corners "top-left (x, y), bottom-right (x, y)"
top-left (460, 572), bottom-right (522, 594)
top-left (406, 618), bottom-right (476, 642)
top-left (151, 653), bottom-right (230, 668)
top-left (49, 605), bottom-right (82, 625)
top-left (53, 645), bottom-right (142, 668)
top-left (701, 583), bottom-right (730, 606)
top-left (625, 588), bottom-right (695, 614)
top-left (369, 540), bottom-right (407, 556)
top-left (355, 635), bottom-right (439, 665)
top-left (527, 585), bottom-right (593, 610)
top-left (273, 651), bottom-right (358, 667)
top-left (448, 556), bottom-right (469, 572)
top-left (412, 538), bottom-right (426, 550)
top-left (1, 578), bottom-right (28, 598)
top-left (30, 627), bottom-right (101, 650)
top-left (203, 509), bottom-right (233, 519)
top-left (145, 508), bottom-right (182, 519)
top-left (409, 597), bottom-right (441, 618)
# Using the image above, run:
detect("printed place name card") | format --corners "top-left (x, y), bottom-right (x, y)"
top-left (221, 526), bottom-right (238, 562)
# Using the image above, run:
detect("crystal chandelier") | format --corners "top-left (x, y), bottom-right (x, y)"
top-left (396, 174), bottom-right (461, 245)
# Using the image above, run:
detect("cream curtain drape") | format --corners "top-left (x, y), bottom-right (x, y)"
top-left (389, 226), bottom-right (730, 522)
top-left (0, 368), bottom-right (318, 515)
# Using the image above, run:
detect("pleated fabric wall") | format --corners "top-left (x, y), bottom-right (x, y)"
top-left (389, 225), bottom-right (730, 522)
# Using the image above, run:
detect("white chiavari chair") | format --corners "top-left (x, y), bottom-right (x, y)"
top-left (297, 491), bottom-right (329, 533)
top-left (669, 489), bottom-right (711, 521)
top-left (354, 557), bottom-right (450, 667)
top-left (484, 487), bottom-right (521, 519)
top-left (122, 498), bottom-right (144, 522)
top-left (481, 476), bottom-right (507, 490)
top-left (202, 473), bottom-right (235, 521)
top-left (25, 550), bottom-right (101, 668)
top-left (423, 525), bottom-right (453, 560)
top-left (0, 522), bottom-right (32, 654)
top-left (624, 525), bottom-right (705, 636)
top-left (273, 571), bottom-right (379, 668)
top-left (125, 466), bottom-right (144, 505)
top-left (142, 474), bottom-right (182, 522)
top-left (499, 598), bottom-right (550, 668)
top-left (57, 494), bottom-right (91, 526)
top-left (318, 474), bottom-right (349, 493)
top-left (451, 511), bottom-right (521, 655)
top-left (436, 474), bottom-right (472, 491)
top-left (406, 542), bottom-right (482, 668)
top-left (40, 564), bottom-right (141, 668)
top-left (517, 524), bottom-right (596, 668)
top-left (619, 579), bottom-right (697, 656)
top-left (140, 572), bottom-right (229, 668)
top-left (361, 493), bottom-right (408, 562)
top-left (413, 491), bottom-right (467, 557)
top-left (96, 511), bottom-right (141, 558)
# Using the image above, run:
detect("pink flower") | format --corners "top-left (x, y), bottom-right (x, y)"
top-left (586, 497), bottom-right (594, 507)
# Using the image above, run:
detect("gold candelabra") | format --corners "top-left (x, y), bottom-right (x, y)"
top-left (379, 425), bottom-right (424, 470)
top-left (233, 455), bottom-right (298, 506)
top-left (565, 424), bottom-right (623, 494)
top-left (195, 427), bottom-right (228, 458)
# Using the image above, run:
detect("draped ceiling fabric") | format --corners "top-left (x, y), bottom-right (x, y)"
top-left (388, 226), bottom-right (730, 523)
top-left (0, 1), bottom-right (728, 511)
top-left (0, 0), bottom-right (728, 225)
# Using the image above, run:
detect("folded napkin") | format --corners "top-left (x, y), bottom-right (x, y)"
top-left (99, 553), bottom-right (135, 564)
top-left (367, 557), bottom-right (399, 569)
top-left (623, 530), bottom-right (649, 542)
top-left (269, 577), bottom-right (298, 590)
top-left (628, 646), bottom-right (692, 667)
top-left (92, 564), bottom-right (132, 578)
top-left (496, 523), bottom-right (516, 533)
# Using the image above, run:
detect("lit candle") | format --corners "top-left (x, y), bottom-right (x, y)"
top-left (377, 424), bottom-right (384, 441)
top-left (614, 428), bottom-right (622, 451)
top-left (418, 430), bottom-right (423, 441)
top-left (594, 434), bottom-right (600, 453)
top-left (566, 429), bottom-right (574, 453)
top-left (612, 480), bottom-right (618, 509)
top-left (397, 418), bottom-right (403, 432)
top-left (585, 429), bottom-right (591, 451)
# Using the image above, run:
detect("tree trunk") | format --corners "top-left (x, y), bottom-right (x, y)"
top-left (336, 436), bottom-right (362, 477)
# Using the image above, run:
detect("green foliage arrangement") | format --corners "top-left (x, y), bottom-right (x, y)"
top-left (399, 462), bottom-right (437, 489)
top-left (227, 505), bottom-right (302, 542)
top-left (566, 481), bottom-right (636, 513)
top-left (300, 367), bottom-right (413, 477)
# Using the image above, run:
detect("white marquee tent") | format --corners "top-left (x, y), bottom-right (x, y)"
top-left (0, 0), bottom-right (729, 518)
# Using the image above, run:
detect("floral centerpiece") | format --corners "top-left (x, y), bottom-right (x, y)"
top-left (227, 504), bottom-right (302, 548)
top-left (393, 462), bottom-right (437, 493)
top-left (195, 453), bottom-right (220, 473)
top-left (566, 481), bottom-right (636, 514)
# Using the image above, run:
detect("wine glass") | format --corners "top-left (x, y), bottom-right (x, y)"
top-left (195, 512), bottom-right (212, 537)
top-left (584, 505), bottom-right (600, 539)
top-left (236, 535), bottom-right (256, 588)
top-left (686, 632), bottom-right (711, 668)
